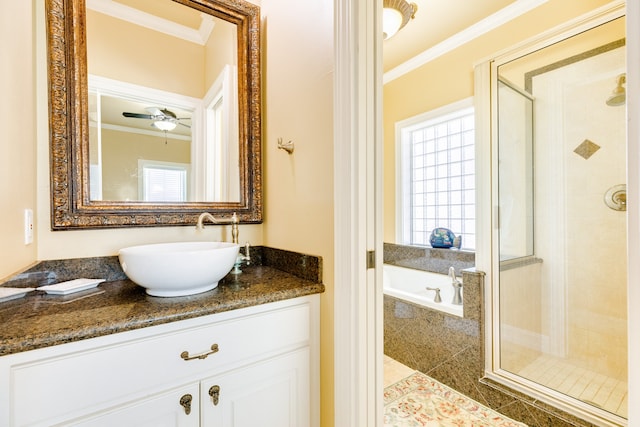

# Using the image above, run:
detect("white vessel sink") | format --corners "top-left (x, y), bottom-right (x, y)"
top-left (118, 242), bottom-right (239, 297)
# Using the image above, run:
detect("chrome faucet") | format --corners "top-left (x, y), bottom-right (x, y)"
top-left (449, 266), bottom-right (463, 305)
top-left (196, 212), bottom-right (251, 274)
top-left (196, 212), bottom-right (239, 244)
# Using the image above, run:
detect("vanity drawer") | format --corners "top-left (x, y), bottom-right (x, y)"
top-left (9, 300), bottom-right (312, 426)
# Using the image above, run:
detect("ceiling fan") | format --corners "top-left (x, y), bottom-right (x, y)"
top-left (122, 107), bottom-right (191, 132)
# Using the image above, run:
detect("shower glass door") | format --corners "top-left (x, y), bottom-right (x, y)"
top-left (495, 14), bottom-right (627, 423)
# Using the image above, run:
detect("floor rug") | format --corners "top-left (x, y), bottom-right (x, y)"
top-left (384, 372), bottom-right (528, 427)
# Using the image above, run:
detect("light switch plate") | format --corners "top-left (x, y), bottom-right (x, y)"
top-left (24, 209), bottom-right (33, 245)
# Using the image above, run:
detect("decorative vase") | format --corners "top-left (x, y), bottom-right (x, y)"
top-left (429, 227), bottom-right (456, 248)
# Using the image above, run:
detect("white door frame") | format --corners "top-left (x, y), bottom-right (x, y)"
top-left (333, 0), bottom-right (384, 425)
top-left (627, 1), bottom-right (639, 425)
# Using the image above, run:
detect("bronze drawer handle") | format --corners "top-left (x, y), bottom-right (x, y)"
top-left (180, 343), bottom-right (219, 361)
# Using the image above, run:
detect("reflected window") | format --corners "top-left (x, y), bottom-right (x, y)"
top-left (398, 99), bottom-right (475, 250)
top-left (139, 161), bottom-right (189, 202)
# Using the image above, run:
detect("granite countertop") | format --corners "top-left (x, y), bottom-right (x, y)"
top-left (0, 262), bottom-right (324, 357)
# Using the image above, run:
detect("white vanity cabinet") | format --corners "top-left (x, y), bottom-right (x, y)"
top-left (199, 348), bottom-right (310, 426)
top-left (0, 295), bottom-right (320, 427)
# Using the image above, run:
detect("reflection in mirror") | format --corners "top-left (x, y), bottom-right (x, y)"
top-left (85, 0), bottom-right (239, 203)
top-left (88, 82), bottom-right (195, 202)
top-left (46, 0), bottom-right (261, 229)
top-left (495, 14), bottom-right (627, 421)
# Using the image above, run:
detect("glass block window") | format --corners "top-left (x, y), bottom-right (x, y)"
top-left (398, 101), bottom-right (475, 250)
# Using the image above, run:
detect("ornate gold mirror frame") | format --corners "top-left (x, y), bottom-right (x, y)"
top-left (46, 0), bottom-right (262, 229)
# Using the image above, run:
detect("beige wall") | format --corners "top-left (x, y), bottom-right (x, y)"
top-left (100, 129), bottom-right (191, 201)
top-left (89, 7), bottom-right (238, 98)
top-left (0, 1), bottom-right (37, 280)
top-left (383, 0), bottom-right (613, 243)
top-left (205, 18), bottom-right (237, 91)
top-left (260, 0), bottom-right (335, 423)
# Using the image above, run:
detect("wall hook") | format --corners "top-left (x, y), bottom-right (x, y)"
top-left (277, 137), bottom-right (294, 154)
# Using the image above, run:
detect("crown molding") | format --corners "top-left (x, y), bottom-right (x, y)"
top-left (86, 0), bottom-right (214, 45)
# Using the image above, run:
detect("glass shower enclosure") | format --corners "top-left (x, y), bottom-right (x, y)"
top-left (491, 10), bottom-right (627, 426)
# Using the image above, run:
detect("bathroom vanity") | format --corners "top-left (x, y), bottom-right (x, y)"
top-left (0, 263), bottom-right (323, 427)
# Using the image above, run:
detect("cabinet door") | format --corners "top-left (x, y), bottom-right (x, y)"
top-left (68, 383), bottom-right (200, 427)
top-left (201, 348), bottom-right (310, 427)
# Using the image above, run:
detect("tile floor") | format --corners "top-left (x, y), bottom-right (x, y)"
top-left (384, 355), bottom-right (528, 426)
top-left (384, 355), bottom-right (416, 387)
top-left (391, 348), bottom-right (628, 424)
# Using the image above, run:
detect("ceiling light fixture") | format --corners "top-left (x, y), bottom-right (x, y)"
top-left (152, 119), bottom-right (177, 132)
top-left (383, 0), bottom-right (417, 40)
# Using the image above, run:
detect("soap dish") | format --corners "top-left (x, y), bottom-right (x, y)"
top-left (0, 287), bottom-right (36, 303)
top-left (38, 278), bottom-right (105, 295)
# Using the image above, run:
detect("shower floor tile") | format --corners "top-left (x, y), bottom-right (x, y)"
top-left (518, 354), bottom-right (627, 417)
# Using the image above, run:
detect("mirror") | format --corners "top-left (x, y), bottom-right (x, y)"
top-left (46, 0), bottom-right (262, 229)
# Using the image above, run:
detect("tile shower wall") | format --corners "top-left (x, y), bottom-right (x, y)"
top-left (383, 243), bottom-right (600, 427)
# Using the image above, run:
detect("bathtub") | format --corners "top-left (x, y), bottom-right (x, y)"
top-left (383, 264), bottom-right (463, 317)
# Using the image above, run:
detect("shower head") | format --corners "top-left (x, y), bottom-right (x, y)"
top-left (606, 73), bottom-right (626, 107)
top-left (606, 90), bottom-right (625, 106)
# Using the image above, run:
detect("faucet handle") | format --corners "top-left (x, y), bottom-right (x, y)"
top-left (449, 266), bottom-right (462, 286)
top-left (231, 242), bottom-right (251, 275)
top-left (243, 242), bottom-right (251, 264)
top-left (425, 287), bottom-right (442, 303)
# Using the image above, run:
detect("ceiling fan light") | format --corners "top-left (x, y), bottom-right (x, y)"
top-left (152, 120), bottom-right (177, 132)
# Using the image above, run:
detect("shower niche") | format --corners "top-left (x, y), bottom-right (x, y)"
top-left (483, 7), bottom-right (627, 426)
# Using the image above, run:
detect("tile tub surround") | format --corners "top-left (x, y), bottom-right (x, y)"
top-left (383, 242), bottom-right (475, 275)
top-left (0, 246), bottom-right (323, 356)
top-left (384, 269), bottom-right (602, 427)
